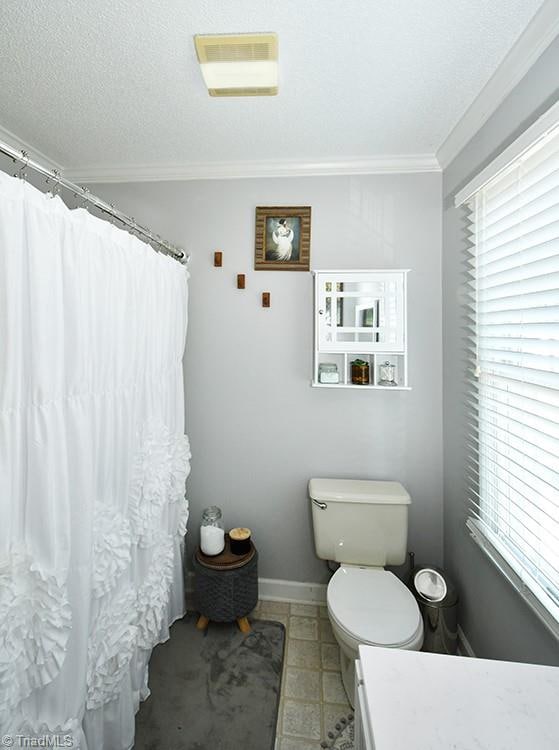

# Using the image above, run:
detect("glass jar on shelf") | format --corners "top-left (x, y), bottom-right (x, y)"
top-left (378, 360), bottom-right (397, 386)
top-left (200, 506), bottom-right (225, 556)
top-left (318, 362), bottom-right (339, 384)
top-left (351, 359), bottom-right (370, 385)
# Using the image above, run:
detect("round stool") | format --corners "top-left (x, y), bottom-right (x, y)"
top-left (193, 539), bottom-right (258, 633)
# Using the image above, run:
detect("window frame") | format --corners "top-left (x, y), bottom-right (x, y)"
top-left (456, 100), bottom-right (559, 640)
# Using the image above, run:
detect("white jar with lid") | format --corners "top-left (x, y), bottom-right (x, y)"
top-left (200, 506), bottom-right (225, 556)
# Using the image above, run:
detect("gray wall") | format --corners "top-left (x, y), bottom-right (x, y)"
top-left (92, 173), bottom-right (443, 582)
top-left (442, 38), bottom-right (559, 665)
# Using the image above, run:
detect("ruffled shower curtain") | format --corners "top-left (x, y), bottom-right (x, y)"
top-left (0, 171), bottom-right (190, 749)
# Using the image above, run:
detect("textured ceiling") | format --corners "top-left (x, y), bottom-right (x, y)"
top-left (0, 0), bottom-right (546, 170)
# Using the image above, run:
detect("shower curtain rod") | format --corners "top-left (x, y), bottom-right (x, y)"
top-left (0, 141), bottom-right (189, 264)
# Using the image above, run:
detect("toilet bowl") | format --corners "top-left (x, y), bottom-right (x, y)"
top-left (327, 565), bottom-right (424, 704)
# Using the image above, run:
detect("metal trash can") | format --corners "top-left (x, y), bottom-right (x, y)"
top-left (410, 566), bottom-right (458, 655)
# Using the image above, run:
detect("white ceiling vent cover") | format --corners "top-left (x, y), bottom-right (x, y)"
top-left (194, 33), bottom-right (278, 97)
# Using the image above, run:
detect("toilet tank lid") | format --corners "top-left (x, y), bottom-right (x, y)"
top-left (309, 478), bottom-right (411, 505)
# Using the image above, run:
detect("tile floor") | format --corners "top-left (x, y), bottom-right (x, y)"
top-left (251, 600), bottom-right (352, 750)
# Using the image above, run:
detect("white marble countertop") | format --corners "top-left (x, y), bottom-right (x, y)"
top-left (358, 645), bottom-right (559, 750)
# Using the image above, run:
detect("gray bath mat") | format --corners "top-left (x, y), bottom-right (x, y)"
top-left (134, 614), bottom-right (285, 750)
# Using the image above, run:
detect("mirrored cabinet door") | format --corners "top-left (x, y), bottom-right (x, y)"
top-left (313, 269), bottom-right (410, 390)
top-left (317, 272), bottom-right (405, 352)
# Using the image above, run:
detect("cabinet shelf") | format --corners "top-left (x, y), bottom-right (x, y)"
top-left (312, 270), bottom-right (410, 390)
top-left (311, 382), bottom-right (412, 391)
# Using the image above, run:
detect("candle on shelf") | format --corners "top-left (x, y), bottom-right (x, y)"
top-left (229, 527), bottom-right (252, 555)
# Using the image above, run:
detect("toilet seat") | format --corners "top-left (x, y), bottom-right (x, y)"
top-left (327, 566), bottom-right (422, 648)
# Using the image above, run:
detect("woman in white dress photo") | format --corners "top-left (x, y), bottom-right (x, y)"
top-left (271, 218), bottom-right (294, 261)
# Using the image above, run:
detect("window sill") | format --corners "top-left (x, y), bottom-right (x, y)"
top-left (466, 517), bottom-right (559, 642)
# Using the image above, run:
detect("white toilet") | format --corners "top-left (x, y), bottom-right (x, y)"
top-left (309, 478), bottom-right (424, 706)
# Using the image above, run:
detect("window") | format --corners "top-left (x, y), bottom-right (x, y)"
top-left (456, 103), bottom-right (559, 637)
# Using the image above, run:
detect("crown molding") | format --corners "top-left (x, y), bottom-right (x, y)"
top-left (436, 0), bottom-right (559, 170)
top-left (62, 154), bottom-right (441, 184)
top-left (0, 123), bottom-right (64, 172)
top-left (0, 120), bottom-right (439, 184)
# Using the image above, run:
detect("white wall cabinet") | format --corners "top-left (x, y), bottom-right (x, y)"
top-left (313, 270), bottom-right (410, 390)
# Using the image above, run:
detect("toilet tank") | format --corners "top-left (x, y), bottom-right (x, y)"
top-left (309, 478), bottom-right (411, 566)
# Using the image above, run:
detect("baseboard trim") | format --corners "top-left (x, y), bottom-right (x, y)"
top-left (457, 626), bottom-right (476, 657)
top-left (185, 572), bottom-right (327, 606)
top-left (258, 577), bottom-right (327, 605)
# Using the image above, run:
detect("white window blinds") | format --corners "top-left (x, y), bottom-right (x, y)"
top-left (460, 111), bottom-right (559, 637)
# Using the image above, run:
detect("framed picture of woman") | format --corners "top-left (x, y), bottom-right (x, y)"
top-left (254, 206), bottom-right (311, 271)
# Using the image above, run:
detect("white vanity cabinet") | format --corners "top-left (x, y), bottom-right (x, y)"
top-left (354, 646), bottom-right (559, 750)
top-left (312, 270), bottom-right (410, 389)
top-left (354, 659), bottom-right (374, 750)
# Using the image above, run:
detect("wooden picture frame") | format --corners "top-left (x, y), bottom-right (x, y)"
top-left (254, 206), bottom-right (311, 271)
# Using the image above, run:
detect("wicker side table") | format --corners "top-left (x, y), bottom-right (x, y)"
top-left (193, 542), bottom-right (258, 633)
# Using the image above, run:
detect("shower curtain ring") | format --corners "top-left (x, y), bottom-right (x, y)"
top-left (46, 169), bottom-right (61, 198)
top-left (80, 187), bottom-right (90, 209)
top-left (14, 150), bottom-right (29, 180)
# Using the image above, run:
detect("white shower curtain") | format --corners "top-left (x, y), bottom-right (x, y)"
top-left (0, 171), bottom-right (190, 749)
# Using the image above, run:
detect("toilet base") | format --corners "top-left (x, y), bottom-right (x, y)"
top-left (330, 610), bottom-right (424, 709)
top-left (340, 648), bottom-right (356, 707)
top-left (329, 615), bottom-right (360, 706)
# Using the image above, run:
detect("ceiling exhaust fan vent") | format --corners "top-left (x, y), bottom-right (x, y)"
top-left (207, 86), bottom-right (278, 98)
top-left (194, 33), bottom-right (278, 97)
top-left (203, 41), bottom-right (273, 63)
